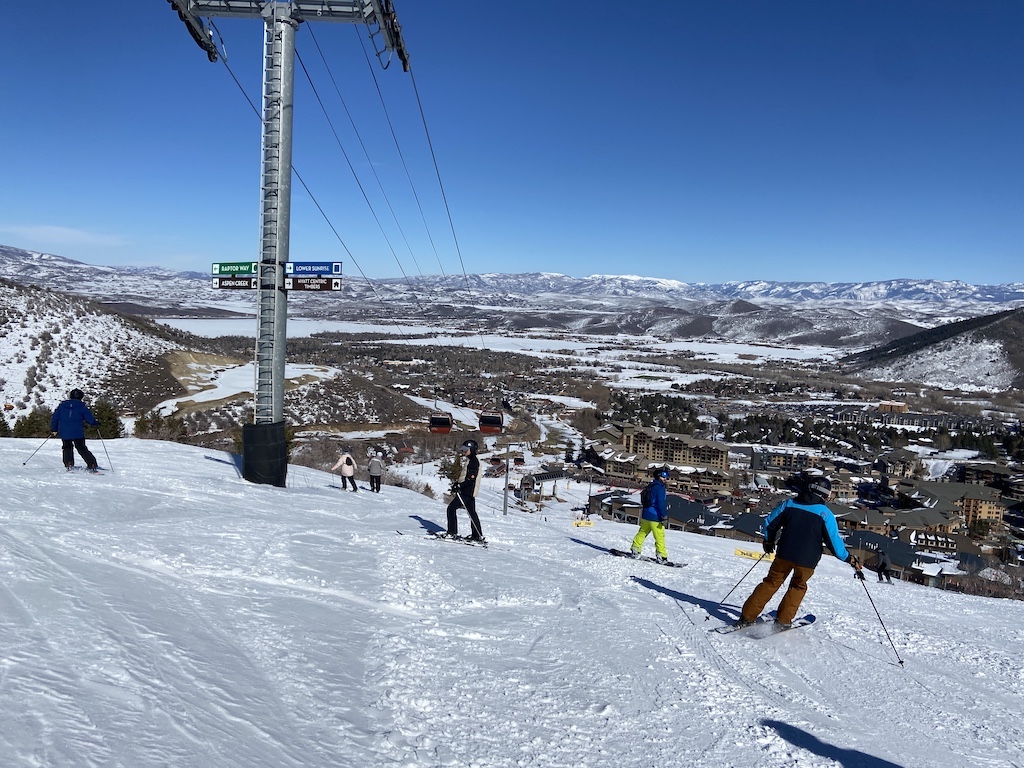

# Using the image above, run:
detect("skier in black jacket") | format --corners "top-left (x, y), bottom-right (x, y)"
top-left (737, 472), bottom-right (863, 627)
top-left (876, 550), bottom-right (894, 584)
top-left (442, 440), bottom-right (484, 542)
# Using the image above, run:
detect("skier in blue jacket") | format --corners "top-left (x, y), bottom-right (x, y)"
top-left (737, 472), bottom-right (863, 628)
top-left (50, 388), bottom-right (100, 471)
top-left (630, 468), bottom-right (671, 563)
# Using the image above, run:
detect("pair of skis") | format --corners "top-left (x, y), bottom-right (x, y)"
top-left (396, 530), bottom-right (488, 548)
top-left (710, 611), bottom-right (816, 637)
top-left (427, 531), bottom-right (488, 548)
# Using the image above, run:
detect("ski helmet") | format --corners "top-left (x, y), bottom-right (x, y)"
top-left (461, 439), bottom-right (478, 453)
top-left (654, 468), bottom-right (670, 480)
top-left (69, 388), bottom-right (84, 401)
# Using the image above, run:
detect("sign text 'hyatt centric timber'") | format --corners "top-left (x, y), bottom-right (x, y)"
top-left (285, 276), bottom-right (343, 291)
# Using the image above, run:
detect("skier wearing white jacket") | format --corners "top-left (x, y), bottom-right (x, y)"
top-left (331, 449), bottom-right (358, 492)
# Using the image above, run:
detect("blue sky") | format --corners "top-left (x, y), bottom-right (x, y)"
top-left (1, 1), bottom-right (1021, 284)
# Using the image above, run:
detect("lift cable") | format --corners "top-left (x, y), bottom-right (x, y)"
top-left (352, 25), bottom-right (449, 281)
top-left (294, 48), bottom-right (432, 322)
top-left (407, 66), bottom-right (474, 297)
top-left (304, 26), bottom-right (429, 283)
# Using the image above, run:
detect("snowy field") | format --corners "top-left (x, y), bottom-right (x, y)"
top-left (3, 437), bottom-right (1023, 768)
top-left (159, 318), bottom-right (841, 365)
top-left (153, 317), bottom-right (842, 410)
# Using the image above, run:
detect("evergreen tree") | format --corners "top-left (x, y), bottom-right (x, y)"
top-left (90, 400), bottom-right (125, 438)
top-left (13, 407), bottom-right (53, 438)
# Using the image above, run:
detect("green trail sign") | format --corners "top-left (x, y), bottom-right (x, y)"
top-left (211, 262), bottom-right (258, 276)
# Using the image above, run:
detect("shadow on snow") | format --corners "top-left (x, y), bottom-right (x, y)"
top-left (762, 719), bottom-right (905, 768)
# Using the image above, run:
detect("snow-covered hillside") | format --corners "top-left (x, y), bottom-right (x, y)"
top-left (3, 437), bottom-right (1022, 767)
top-left (861, 336), bottom-right (1018, 393)
top-left (0, 280), bottom-right (179, 415)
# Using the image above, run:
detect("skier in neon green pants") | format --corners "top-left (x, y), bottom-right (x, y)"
top-left (631, 468), bottom-right (670, 562)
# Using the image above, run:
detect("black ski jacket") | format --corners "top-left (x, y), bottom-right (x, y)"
top-left (764, 498), bottom-right (850, 569)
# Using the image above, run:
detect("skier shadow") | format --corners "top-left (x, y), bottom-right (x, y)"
top-left (569, 537), bottom-right (611, 553)
top-left (761, 719), bottom-right (904, 768)
top-left (409, 515), bottom-right (445, 535)
top-left (630, 576), bottom-right (739, 623)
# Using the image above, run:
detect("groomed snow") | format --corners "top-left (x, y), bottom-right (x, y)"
top-left (2, 437), bottom-right (1023, 767)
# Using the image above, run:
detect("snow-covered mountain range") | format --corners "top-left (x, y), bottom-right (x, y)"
top-left (7, 243), bottom-right (1024, 349)
top-left (5, 243), bottom-right (1024, 314)
top-left (4, 243), bottom-right (1024, 398)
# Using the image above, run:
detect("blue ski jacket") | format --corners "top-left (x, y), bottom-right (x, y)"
top-left (50, 399), bottom-right (99, 440)
top-left (763, 497), bottom-right (850, 568)
top-left (641, 478), bottom-right (667, 522)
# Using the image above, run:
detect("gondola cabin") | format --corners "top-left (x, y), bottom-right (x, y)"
top-left (428, 412), bottom-right (454, 434)
top-left (478, 410), bottom-right (504, 434)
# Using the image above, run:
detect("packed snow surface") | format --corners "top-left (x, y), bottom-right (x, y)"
top-left (2, 437), bottom-right (1023, 767)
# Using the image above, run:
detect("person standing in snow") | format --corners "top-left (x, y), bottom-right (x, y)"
top-left (876, 549), bottom-right (894, 584)
top-left (441, 439), bottom-right (484, 542)
top-left (332, 448), bottom-right (358, 491)
top-left (630, 468), bottom-right (671, 563)
top-left (736, 473), bottom-right (864, 628)
top-left (367, 451), bottom-right (386, 493)
top-left (50, 388), bottom-right (100, 472)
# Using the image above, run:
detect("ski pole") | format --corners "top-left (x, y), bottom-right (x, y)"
top-left (705, 552), bottom-right (768, 620)
top-left (93, 427), bottom-right (113, 473)
top-left (22, 434), bottom-right (53, 466)
top-left (857, 577), bottom-right (904, 666)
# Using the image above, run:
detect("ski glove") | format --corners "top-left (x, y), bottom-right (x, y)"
top-left (762, 540), bottom-right (775, 555)
top-left (854, 569), bottom-right (866, 581)
top-left (51, 431), bottom-right (59, 438)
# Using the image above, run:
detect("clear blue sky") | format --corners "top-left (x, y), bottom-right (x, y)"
top-left (1, 1), bottom-right (1021, 284)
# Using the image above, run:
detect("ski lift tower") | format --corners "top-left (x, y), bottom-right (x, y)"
top-left (169, 1), bottom-right (408, 486)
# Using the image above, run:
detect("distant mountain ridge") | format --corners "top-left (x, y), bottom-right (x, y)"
top-left (368, 271), bottom-right (1024, 305)
top-left (4, 243), bottom-right (1023, 307)
top-left (5, 243), bottom-right (1024, 371)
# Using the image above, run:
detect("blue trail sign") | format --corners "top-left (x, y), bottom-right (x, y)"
top-left (285, 262), bottom-right (343, 276)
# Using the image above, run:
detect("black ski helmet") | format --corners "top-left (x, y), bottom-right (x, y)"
top-left (69, 388), bottom-right (84, 401)
top-left (654, 468), bottom-right (670, 480)
top-left (461, 439), bottom-right (478, 453)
